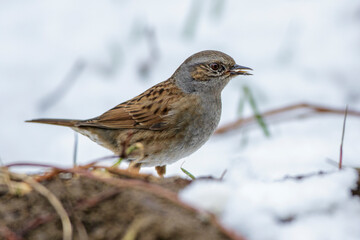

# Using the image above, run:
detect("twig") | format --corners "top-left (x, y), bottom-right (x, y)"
top-left (73, 133), bottom-right (78, 167)
top-left (326, 158), bottom-right (356, 169)
top-left (215, 102), bottom-right (360, 134)
top-left (0, 225), bottom-right (23, 240)
top-left (19, 214), bottom-right (55, 236)
top-left (83, 155), bottom-right (121, 168)
top-left (5, 162), bottom-right (64, 169)
top-left (4, 156), bottom-right (118, 172)
top-left (219, 169), bottom-right (227, 181)
top-left (9, 172), bottom-right (72, 240)
top-left (339, 105), bottom-right (348, 169)
top-left (35, 169), bottom-right (62, 181)
top-left (76, 188), bottom-right (122, 210)
top-left (278, 171), bottom-right (330, 181)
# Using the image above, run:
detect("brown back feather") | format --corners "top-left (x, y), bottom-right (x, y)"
top-left (76, 78), bottom-right (186, 130)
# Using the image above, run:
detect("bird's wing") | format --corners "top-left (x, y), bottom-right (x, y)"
top-left (77, 80), bottom-right (185, 130)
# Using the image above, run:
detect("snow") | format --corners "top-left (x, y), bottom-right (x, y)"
top-left (1, 0), bottom-right (360, 239)
top-left (181, 169), bottom-right (360, 240)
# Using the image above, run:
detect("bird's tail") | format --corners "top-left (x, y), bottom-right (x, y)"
top-left (26, 118), bottom-right (80, 127)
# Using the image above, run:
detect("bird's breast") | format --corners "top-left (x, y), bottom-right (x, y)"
top-left (171, 94), bottom-right (222, 155)
top-left (133, 94), bottom-right (222, 166)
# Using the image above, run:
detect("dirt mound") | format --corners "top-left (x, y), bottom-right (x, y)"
top-left (0, 166), bottom-right (244, 240)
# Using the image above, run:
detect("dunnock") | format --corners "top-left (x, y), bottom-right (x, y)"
top-left (27, 50), bottom-right (252, 177)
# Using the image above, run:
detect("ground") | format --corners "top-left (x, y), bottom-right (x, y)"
top-left (0, 166), bottom-right (244, 240)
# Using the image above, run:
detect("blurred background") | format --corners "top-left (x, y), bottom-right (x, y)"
top-left (0, 0), bottom-right (360, 176)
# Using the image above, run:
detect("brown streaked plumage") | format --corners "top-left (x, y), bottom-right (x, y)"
top-left (27, 50), bottom-right (252, 177)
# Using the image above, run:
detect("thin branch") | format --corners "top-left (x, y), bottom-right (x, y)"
top-left (5, 162), bottom-right (63, 169)
top-left (278, 171), bottom-right (329, 181)
top-left (73, 132), bottom-right (78, 167)
top-left (0, 225), bottom-right (23, 240)
top-left (83, 155), bottom-right (121, 168)
top-left (339, 105), bottom-right (349, 169)
top-left (19, 214), bottom-right (55, 236)
top-left (75, 188), bottom-right (122, 210)
top-left (215, 102), bottom-right (360, 135)
top-left (219, 169), bottom-right (227, 181)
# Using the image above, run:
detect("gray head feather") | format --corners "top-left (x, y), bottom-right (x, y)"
top-left (173, 50), bottom-right (237, 94)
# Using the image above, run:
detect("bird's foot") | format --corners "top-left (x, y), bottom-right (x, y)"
top-left (155, 165), bottom-right (166, 178)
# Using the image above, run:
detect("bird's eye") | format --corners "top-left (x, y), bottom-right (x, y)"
top-left (210, 63), bottom-right (220, 71)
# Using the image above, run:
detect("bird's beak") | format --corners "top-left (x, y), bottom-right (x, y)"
top-left (229, 64), bottom-right (253, 75)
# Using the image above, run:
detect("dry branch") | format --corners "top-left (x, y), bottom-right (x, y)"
top-left (215, 102), bottom-right (360, 134)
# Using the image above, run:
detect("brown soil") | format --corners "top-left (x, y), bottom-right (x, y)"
top-left (0, 166), bottom-right (244, 240)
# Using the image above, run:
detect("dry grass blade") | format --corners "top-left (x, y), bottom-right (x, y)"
top-left (121, 216), bottom-right (153, 240)
top-left (9, 172), bottom-right (72, 240)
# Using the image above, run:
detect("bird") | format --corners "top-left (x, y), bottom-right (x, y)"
top-left (27, 50), bottom-right (252, 177)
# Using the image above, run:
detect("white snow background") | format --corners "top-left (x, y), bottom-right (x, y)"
top-left (1, 0), bottom-right (360, 239)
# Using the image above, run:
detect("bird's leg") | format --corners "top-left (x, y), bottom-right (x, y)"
top-left (155, 165), bottom-right (166, 178)
top-left (128, 162), bottom-right (142, 174)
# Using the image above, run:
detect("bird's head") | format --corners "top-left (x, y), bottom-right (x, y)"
top-left (173, 50), bottom-right (252, 94)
